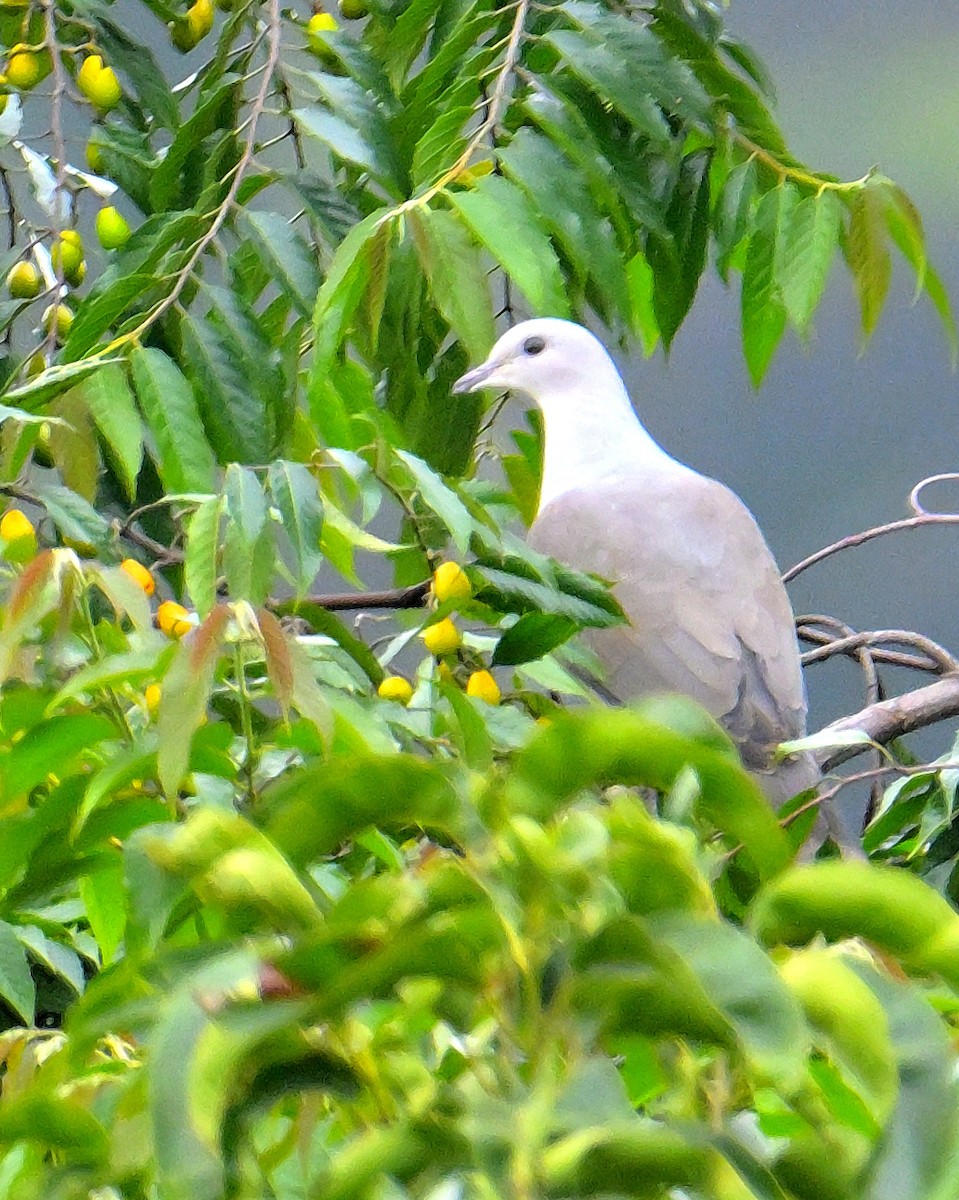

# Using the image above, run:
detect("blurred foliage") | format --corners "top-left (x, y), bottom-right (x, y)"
top-left (0, 1), bottom-right (951, 1198)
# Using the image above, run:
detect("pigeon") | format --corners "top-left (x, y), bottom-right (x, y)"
top-left (453, 317), bottom-right (818, 805)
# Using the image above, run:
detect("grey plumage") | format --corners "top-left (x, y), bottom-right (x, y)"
top-left (454, 317), bottom-right (817, 807)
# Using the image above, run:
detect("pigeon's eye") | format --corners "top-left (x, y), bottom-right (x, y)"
top-left (523, 335), bottom-right (546, 356)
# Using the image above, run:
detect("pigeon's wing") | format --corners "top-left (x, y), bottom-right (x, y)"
top-left (530, 470), bottom-right (808, 773)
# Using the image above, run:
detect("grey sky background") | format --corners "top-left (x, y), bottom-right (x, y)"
top-left (616, 0), bottom-right (959, 742)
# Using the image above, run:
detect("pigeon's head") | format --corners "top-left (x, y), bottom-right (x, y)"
top-left (452, 318), bottom-right (620, 405)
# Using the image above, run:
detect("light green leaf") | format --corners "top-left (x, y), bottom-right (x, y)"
top-left (741, 185), bottom-right (792, 386)
top-left (847, 182), bottom-right (892, 343)
top-left (31, 478), bottom-right (112, 552)
top-left (778, 190), bottom-right (841, 334)
top-left (79, 860), bottom-right (126, 966)
top-left (449, 176), bottom-right (571, 317)
top-left (222, 464), bottom-right (272, 605)
top-left (78, 364), bottom-right (143, 501)
top-left (268, 461), bottom-right (324, 599)
top-left (185, 496), bottom-right (222, 618)
top-left (394, 449), bottom-right (474, 554)
top-left (130, 347), bottom-right (217, 493)
top-left (410, 208), bottom-right (494, 360)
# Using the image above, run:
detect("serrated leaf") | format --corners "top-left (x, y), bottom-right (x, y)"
top-left (492, 613), bottom-right (579, 666)
top-left (185, 496), bottom-right (222, 617)
top-left (243, 210), bottom-right (321, 317)
top-left (547, 30), bottom-right (672, 143)
top-left (741, 186), bottom-right (791, 386)
top-left (778, 190), bottom-right (841, 334)
top-left (2, 358), bottom-right (123, 410)
top-left (268, 461), bottom-right (324, 599)
top-left (847, 183), bottom-right (892, 343)
top-left (130, 348), bottom-right (217, 494)
top-left (179, 315), bottom-right (268, 465)
top-left (499, 129), bottom-right (630, 325)
top-left (77, 364), bottom-right (143, 501)
top-left (449, 176), bottom-right (570, 317)
top-left (647, 150), bottom-right (713, 347)
top-left (394, 449), bottom-right (474, 554)
top-left (410, 208), bottom-right (494, 361)
top-left (715, 158), bottom-right (757, 281)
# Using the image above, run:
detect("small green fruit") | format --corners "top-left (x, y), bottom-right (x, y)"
top-left (42, 302), bottom-right (73, 342)
top-left (339, 0), bottom-right (369, 17)
top-left (96, 206), bottom-right (132, 250)
top-left (7, 261), bottom-right (40, 300)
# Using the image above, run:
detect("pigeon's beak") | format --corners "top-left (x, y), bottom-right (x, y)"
top-left (452, 359), bottom-right (499, 395)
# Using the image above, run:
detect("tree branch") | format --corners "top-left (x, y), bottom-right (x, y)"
top-left (817, 673), bottom-right (959, 772)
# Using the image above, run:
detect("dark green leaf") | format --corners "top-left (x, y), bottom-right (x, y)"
top-left (242, 210), bottom-right (321, 317)
top-left (0, 920), bottom-right (35, 1023)
top-left (493, 612), bottom-right (579, 666)
top-left (847, 183), bottom-right (892, 343)
top-left (130, 348), bottom-right (217, 494)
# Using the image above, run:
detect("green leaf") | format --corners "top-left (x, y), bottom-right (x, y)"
top-left (130, 348), bottom-right (217, 494)
top-left (847, 182), bottom-right (892, 343)
top-left (499, 128), bottom-right (630, 324)
top-left (492, 613), bottom-right (579, 667)
top-left (741, 185), bottom-right (793, 386)
top-left (0, 712), bottom-right (115, 802)
top-left (77, 364), bottom-right (143, 501)
top-left (222, 464), bottom-right (272, 605)
top-left (30, 478), bottom-right (112, 552)
top-left (242, 210), bottom-right (321, 317)
top-left (185, 496), bottom-right (222, 618)
top-left (79, 859), bottom-right (126, 966)
top-left (394, 449), bottom-right (475, 554)
top-left (150, 75), bottom-right (240, 210)
top-left (268, 461), bottom-right (324, 599)
top-left (1, 358), bottom-right (123, 411)
top-left (715, 158), bottom-right (758, 281)
top-left (778, 190), bottom-right (841, 334)
top-left (510, 707), bottom-right (790, 878)
top-left (647, 150), bottom-right (713, 347)
top-left (61, 274), bottom-right (156, 361)
top-left (409, 208), bottom-right (495, 360)
top-left (546, 30), bottom-right (672, 143)
top-left (449, 176), bottom-right (571, 317)
top-left (0, 920), bottom-right (35, 1023)
top-left (90, 11), bottom-right (180, 130)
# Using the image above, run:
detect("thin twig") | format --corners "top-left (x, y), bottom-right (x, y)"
top-left (96, 0), bottom-right (283, 355)
top-left (800, 627), bottom-right (959, 675)
top-left (278, 581), bottom-right (430, 612)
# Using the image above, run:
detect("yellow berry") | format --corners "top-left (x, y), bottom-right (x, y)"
top-left (25, 352), bottom-right (45, 378)
top-left (157, 600), bottom-right (193, 638)
top-left (466, 669), bottom-right (500, 705)
top-left (51, 231), bottom-right (84, 283)
top-left (0, 508), bottom-right (36, 563)
top-left (0, 508), bottom-right (34, 541)
top-left (77, 55), bottom-right (122, 112)
top-left (145, 683), bottom-right (161, 717)
top-left (377, 675), bottom-right (414, 705)
top-left (7, 261), bottom-right (40, 300)
top-left (308, 12), bottom-right (338, 32)
top-left (42, 303), bottom-right (74, 342)
top-left (420, 617), bottom-right (462, 657)
top-left (120, 558), bottom-right (155, 596)
top-left (432, 561), bottom-right (472, 604)
top-left (96, 206), bottom-right (132, 250)
top-left (6, 52), bottom-right (41, 91)
top-left (188, 0), bottom-right (214, 38)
